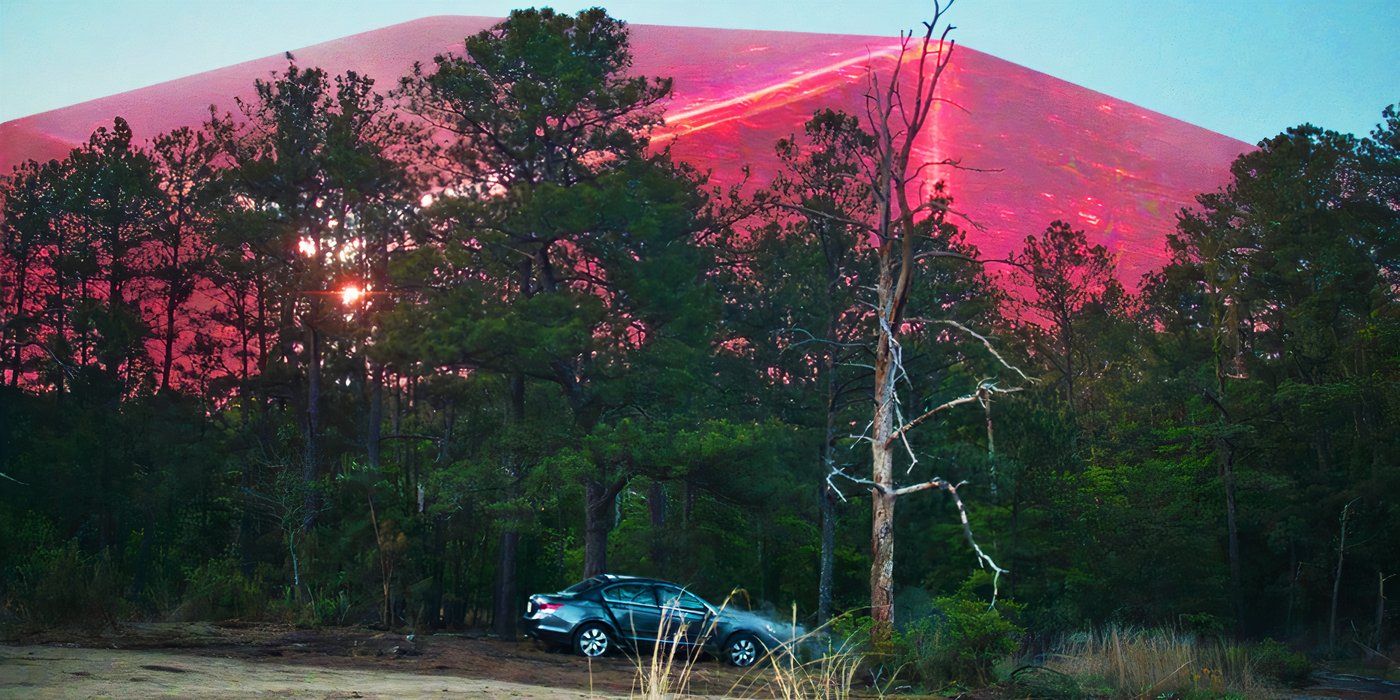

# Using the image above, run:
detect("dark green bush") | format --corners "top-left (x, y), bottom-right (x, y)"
top-left (9, 539), bottom-right (123, 625)
top-left (893, 594), bottom-right (1024, 688)
top-left (175, 557), bottom-right (264, 621)
top-left (1250, 638), bottom-right (1312, 687)
top-left (827, 611), bottom-right (875, 647)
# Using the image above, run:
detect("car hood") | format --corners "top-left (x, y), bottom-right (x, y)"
top-left (720, 610), bottom-right (803, 643)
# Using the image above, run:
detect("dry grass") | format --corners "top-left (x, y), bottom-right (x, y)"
top-left (627, 608), bottom-right (709, 698)
top-left (624, 599), bottom-right (865, 700)
top-left (1035, 626), bottom-right (1279, 699)
top-left (727, 607), bottom-right (862, 700)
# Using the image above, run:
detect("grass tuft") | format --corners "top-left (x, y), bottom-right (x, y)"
top-left (1024, 625), bottom-right (1280, 699)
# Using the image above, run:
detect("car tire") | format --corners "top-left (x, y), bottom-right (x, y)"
top-left (725, 631), bottom-right (762, 667)
top-left (574, 623), bottom-right (613, 659)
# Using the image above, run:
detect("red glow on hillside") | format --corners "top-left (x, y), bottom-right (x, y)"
top-left (0, 16), bottom-right (1247, 285)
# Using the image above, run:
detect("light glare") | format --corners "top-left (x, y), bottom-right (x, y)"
top-left (340, 284), bottom-right (364, 306)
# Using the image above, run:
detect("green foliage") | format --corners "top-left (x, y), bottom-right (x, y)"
top-left (177, 558), bottom-right (264, 621)
top-left (1249, 638), bottom-right (1312, 688)
top-left (8, 538), bottom-right (123, 626)
top-left (892, 588), bottom-right (1024, 688)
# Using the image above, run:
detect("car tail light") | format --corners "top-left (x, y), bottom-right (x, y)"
top-left (536, 602), bottom-right (562, 615)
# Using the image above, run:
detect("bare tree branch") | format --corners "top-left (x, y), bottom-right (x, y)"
top-left (931, 319), bottom-right (1035, 383)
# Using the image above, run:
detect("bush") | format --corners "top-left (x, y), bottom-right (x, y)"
top-left (894, 594), bottom-right (1024, 688)
top-left (827, 612), bottom-right (875, 648)
top-left (1250, 638), bottom-right (1311, 687)
top-left (7, 539), bottom-right (123, 626)
top-left (175, 557), bottom-right (264, 621)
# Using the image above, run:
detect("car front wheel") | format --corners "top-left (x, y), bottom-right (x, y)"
top-left (726, 632), bottom-right (761, 667)
top-left (574, 623), bottom-right (612, 658)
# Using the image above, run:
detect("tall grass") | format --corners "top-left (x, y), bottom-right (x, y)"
top-left (627, 604), bottom-right (709, 698)
top-left (626, 598), bottom-right (863, 700)
top-left (727, 607), bottom-right (862, 700)
top-left (1031, 626), bottom-right (1278, 699)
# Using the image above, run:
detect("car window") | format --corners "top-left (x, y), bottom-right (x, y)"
top-left (602, 583), bottom-right (655, 605)
top-left (563, 576), bottom-right (604, 593)
top-left (657, 586), bottom-right (708, 611)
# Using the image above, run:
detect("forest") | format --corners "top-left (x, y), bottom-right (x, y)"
top-left (0, 6), bottom-right (1396, 697)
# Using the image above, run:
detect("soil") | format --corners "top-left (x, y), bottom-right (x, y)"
top-left (9, 623), bottom-right (1388, 699)
top-left (0, 622), bottom-right (754, 698)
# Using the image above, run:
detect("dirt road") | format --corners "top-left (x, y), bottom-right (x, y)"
top-left (0, 644), bottom-right (614, 698)
top-left (0, 623), bottom-right (753, 698)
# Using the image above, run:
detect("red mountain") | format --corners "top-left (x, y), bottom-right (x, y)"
top-left (0, 15), bottom-right (1248, 282)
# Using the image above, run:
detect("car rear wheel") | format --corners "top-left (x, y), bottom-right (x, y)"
top-left (726, 632), bottom-right (761, 667)
top-left (574, 623), bottom-right (612, 658)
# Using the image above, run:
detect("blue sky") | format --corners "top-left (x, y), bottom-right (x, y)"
top-left (1, 0), bottom-right (1396, 142)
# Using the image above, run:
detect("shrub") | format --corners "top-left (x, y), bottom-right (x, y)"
top-left (827, 612), bottom-right (875, 649)
top-left (893, 594), bottom-right (1024, 688)
top-left (1250, 638), bottom-right (1311, 687)
top-left (8, 539), bottom-right (123, 625)
top-left (175, 557), bottom-right (264, 621)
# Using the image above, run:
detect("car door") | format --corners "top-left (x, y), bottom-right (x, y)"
top-left (600, 583), bottom-right (662, 643)
top-left (655, 585), bottom-right (714, 647)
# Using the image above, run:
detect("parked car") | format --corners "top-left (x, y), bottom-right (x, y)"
top-left (521, 574), bottom-right (785, 666)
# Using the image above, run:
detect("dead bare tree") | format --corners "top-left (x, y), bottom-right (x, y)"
top-left (799, 1), bottom-right (1033, 644)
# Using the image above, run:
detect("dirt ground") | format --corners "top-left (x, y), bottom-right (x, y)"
top-left (0, 622), bottom-right (752, 698)
top-left (0, 644), bottom-right (614, 699)
top-left (3, 623), bottom-right (1391, 699)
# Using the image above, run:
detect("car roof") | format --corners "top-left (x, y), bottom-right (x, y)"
top-left (596, 574), bottom-right (685, 588)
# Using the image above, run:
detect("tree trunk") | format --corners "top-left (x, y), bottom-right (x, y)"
top-left (492, 529), bottom-right (519, 639)
top-left (862, 243), bottom-right (896, 646)
top-left (1285, 542), bottom-right (1299, 637)
top-left (427, 517), bottom-right (445, 629)
top-left (368, 493), bottom-right (391, 628)
top-left (1061, 321), bottom-right (1076, 415)
top-left (303, 322), bottom-right (321, 527)
top-left (1330, 499), bottom-right (1355, 654)
top-left (55, 251), bottom-right (68, 396)
top-left (583, 480), bottom-right (617, 578)
top-left (649, 480), bottom-right (666, 571)
top-left (1008, 475), bottom-right (1023, 599)
top-left (1222, 448), bottom-right (1242, 631)
top-left (255, 266), bottom-right (269, 375)
top-left (817, 320), bottom-right (840, 626)
top-left (683, 480), bottom-right (695, 526)
top-left (7, 259), bottom-right (28, 386)
top-left (128, 513), bottom-right (155, 602)
top-left (1212, 368), bottom-right (1243, 634)
top-left (818, 345), bottom-right (839, 625)
top-left (367, 361), bottom-right (383, 469)
top-left (104, 264), bottom-right (123, 381)
top-left (239, 457), bottom-right (257, 577)
top-left (490, 373), bottom-right (526, 639)
top-left (159, 283), bottom-right (179, 393)
top-left (818, 481), bottom-right (837, 626)
top-left (1374, 571), bottom-right (1388, 653)
top-left (870, 316), bottom-right (897, 645)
